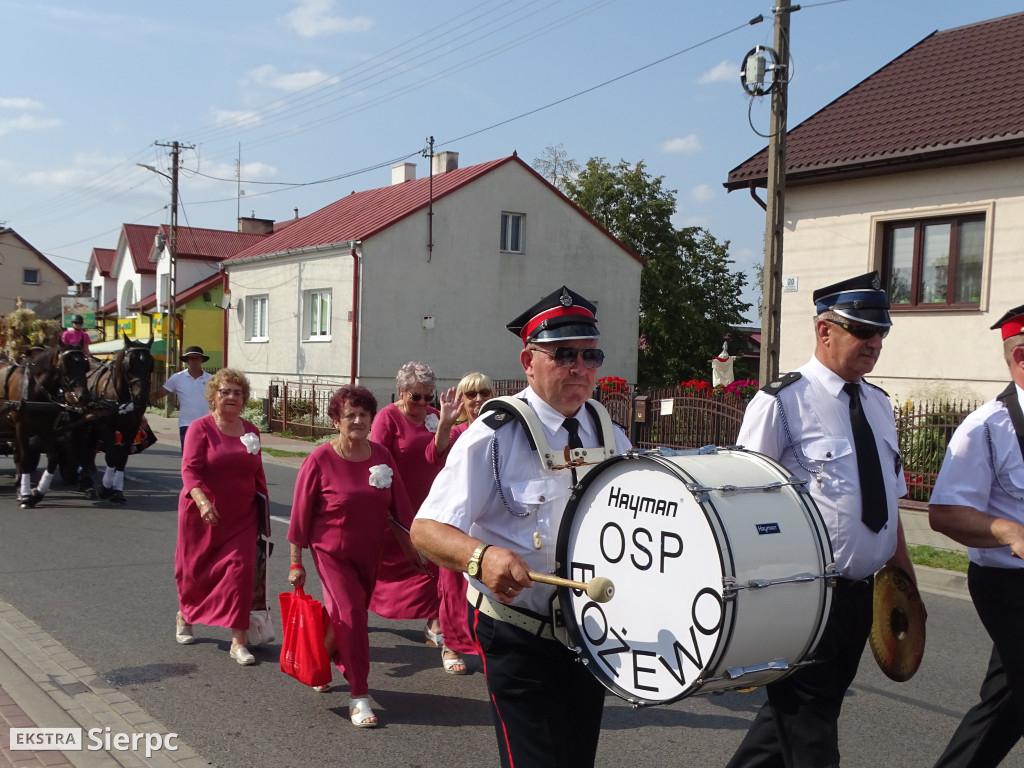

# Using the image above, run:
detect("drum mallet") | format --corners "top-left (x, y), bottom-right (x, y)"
top-left (528, 572), bottom-right (615, 603)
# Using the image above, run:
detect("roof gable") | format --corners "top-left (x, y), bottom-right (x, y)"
top-left (86, 247), bottom-right (116, 279)
top-left (224, 154), bottom-right (641, 265)
top-left (727, 12), bottom-right (1024, 188)
top-left (113, 224), bottom-right (159, 275)
top-left (0, 227), bottom-right (74, 285)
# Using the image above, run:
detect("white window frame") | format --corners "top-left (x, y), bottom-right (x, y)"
top-left (248, 295), bottom-right (269, 341)
top-left (304, 289), bottom-right (331, 341)
top-left (500, 212), bottom-right (524, 253)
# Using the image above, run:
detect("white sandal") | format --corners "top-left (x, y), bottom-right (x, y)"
top-left (175, 612), bottom-right (195, 645)
top-left (349, 697), bottom-right (378, 728)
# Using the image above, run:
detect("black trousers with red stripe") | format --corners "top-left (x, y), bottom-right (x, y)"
top-left (471, 607), bottom-right (605, 768)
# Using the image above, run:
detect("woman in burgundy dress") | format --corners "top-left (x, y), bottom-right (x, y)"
top-left (368, 363), bottom-right (449, 660)
top-left (426, 372), bottom-right (494, 674)
top-left (174, 369), bottom-right (268, 666)
top-left (288, 386), bottom-right (410, 728)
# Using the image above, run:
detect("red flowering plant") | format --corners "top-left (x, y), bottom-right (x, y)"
top-left (723, 379), bottom-right (760, 399)
top-left (679, 379), bottom-right (714, 397)
top-left (597, 376), bottom-right (629, 394)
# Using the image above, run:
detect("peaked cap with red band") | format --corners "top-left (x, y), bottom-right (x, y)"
top-left (506, 285), bottom-right (599, 345)
top-left (990, 303), bottom-right (1024, 339)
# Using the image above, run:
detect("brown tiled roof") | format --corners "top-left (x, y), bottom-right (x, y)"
top-left (225, 154), bottom-right (642, 265)
top-left (726, 12), bottom-right (1024, 190)
top-left (154, 225), bottom-right (267, 262)
top-left (120, 224), bottom-right (159, 274)
top-left (87, 247), bottom-right (116, 278)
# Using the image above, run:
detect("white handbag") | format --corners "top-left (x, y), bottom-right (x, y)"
top-left (247, 609), bottom-right (275, 646)
top-left (247, 536), bottom-right (276, 646)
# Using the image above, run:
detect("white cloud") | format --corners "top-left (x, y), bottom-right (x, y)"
top-left (243, 65), bottom-right (339, 92)
top-left (689, 184), bottom-right (716, 203)
top-left (0, 97), bottom-right (43, 110)
top-left (213, 110), bottom-right (263, 128)
top-left (699, 60), bottom-right (737, 85)
top-left (0, 114), bottom-right (60, 138)
top-left (660, 135), bottom-right (702, 155)
top-left (21, 151), bottom-right (127, 188)
top-left (286, 0), bottom-right (373, 38)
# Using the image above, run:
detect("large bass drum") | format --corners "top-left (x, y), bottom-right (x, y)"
top-left (556, 448), bottom-right (834, 707)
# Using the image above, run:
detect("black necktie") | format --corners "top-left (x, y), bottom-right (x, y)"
top-left (843, 382), bottom-right (887, 533)
top-left (563, 417), bottom-right (583, 449)
top-left (563, 417), bottom-right (583, 484)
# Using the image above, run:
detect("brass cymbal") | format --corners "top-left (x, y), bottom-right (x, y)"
top-left (869, 564), bottom-right (926, 682)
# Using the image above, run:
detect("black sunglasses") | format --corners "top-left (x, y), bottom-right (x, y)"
top-left (528, 346), bottom-right (606, 369)
top-left (462, 389), bottom-right (492, 399)
top-left (825, 318), bottom-right (889, 340)
top-left (407, 392), bottom-right (434, 402)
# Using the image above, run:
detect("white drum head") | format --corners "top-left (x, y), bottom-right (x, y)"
top-left (556, 454), bottom-right (726, 706)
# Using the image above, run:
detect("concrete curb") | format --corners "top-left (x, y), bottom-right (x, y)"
top-left (0, 598), bottom-right (208, 767)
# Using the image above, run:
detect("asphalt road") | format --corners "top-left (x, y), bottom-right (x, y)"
top-left (0, 441), bottom-right (1021, 768)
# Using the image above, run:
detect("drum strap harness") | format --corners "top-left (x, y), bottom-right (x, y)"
top-left (481, 396), bottom-right (620, 517)
top-left (467, 584), bottom-right (569, 645)
top-left (986, 383), bottom-right (1024, 502)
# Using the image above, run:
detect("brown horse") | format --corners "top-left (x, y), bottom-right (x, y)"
top-left (0, 344), bottom-right (92, 507)
top-left (83, 334), bottom-right (154, 504)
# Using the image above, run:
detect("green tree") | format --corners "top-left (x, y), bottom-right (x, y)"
top-left (565, 158), bottom-right (751, 387)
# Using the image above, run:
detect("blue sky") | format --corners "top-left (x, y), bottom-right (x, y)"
top-left (2, 0), bottom-right (1021, 318)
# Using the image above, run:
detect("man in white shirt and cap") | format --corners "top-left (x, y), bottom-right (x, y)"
top-left (151, 345), bottom-right (213, 447)
top-left (726, 271), bottom-right (916, 768)
top-left (412, 285), bottom-right (631, 768)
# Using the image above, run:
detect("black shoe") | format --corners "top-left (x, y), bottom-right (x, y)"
top-left (96, 484), bottom-right (113, 500)
top-left (110, 490), bottom-right (126, 505)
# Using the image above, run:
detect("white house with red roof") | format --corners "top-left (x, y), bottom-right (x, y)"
top-left (726, 12), bottom-right (1024, 402)
top-left (221, 152), bottom-right (643, 396)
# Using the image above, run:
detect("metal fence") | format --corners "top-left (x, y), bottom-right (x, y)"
top-left (264, 379), bottom-right (980, 504)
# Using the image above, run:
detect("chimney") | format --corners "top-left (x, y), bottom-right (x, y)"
top-left (431, 151), bottom-right (459, 175)
top-left (391, 162), bottom-right (417, 185)
top-left (238, 216), bottom-right (275, 235)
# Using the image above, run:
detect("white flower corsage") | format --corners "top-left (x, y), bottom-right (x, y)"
top-left (369, 464), bottom-right (393, 489)
top-left (239, 433), bottom-right (261, 455)
top-left (424, 413), bottom-right (439, 433)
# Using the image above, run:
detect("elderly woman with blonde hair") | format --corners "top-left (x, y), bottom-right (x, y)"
top-left (426, 372), bottom-right (494, 674)
top-left (174, 369), bottom-right (268, 666)
top-left (368, 362), bottom-right (445, 658)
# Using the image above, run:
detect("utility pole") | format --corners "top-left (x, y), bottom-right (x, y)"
top-left (759, 0), bottom-right (794, 386)
top-left (154, 141), bottom-right (182, 416)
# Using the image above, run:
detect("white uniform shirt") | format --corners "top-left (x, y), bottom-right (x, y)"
top-left (930, 385), bottom-right (1024, 570)
top-left (737, 355), bottom-right (906, 580)
top-left (416, 386), bottom-right (632, 616)
top-left (162, 369), bottom-right (213, 427)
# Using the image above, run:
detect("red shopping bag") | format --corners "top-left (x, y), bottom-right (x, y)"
top-left (278, 588), bottom-right (332, 687)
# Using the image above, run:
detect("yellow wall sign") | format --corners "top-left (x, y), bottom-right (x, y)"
top-left (118, 319), bottom-right (135, 334)
top-left (152, 315), bottom-right (163, 334)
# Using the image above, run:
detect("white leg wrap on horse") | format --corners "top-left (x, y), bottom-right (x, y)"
top-left (103, 467), bottom-right (115, 488)
top-left (113, 471), bottom-right (124, 491)
top-left (37, 471), bottom-right (54, 494)
top-left (20, 475), bottom-right (32, 496)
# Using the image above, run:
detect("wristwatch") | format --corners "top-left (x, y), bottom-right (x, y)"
top-left (466, 543), bottom-right (490, 579)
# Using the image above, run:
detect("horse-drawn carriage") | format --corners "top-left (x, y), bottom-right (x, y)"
top-left (0, 334), bottom-right (155, 507)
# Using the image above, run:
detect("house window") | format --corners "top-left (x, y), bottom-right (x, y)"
top-left (23, 269), bottom-right (40, 285)
top-left (500, 212), bottom-right (524, 253)
top-left (882, 213), bottom-right (984, 309)
top-left (305, 290), bottom-right (331, 340)
top-left (248, 295), bottom-right (269, 341)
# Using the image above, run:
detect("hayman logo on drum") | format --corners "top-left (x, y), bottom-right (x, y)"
top-left (556, 448), bottom-right (834, 707)
top-left (606, 484), bottom-right (679, 519)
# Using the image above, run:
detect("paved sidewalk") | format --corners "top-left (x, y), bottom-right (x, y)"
top-left (0, 414), bottom-right (969, 766)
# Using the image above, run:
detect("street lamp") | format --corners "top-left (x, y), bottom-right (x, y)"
top-left (138, 154), bottom-right (180, 415)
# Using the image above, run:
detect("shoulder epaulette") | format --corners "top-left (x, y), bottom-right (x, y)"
top-left (480, 398), bottom-right (529, 431)
top-left (863, 380), bottom-right (889, 397)
top-left (760, 371), bottom-right (801, 395)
